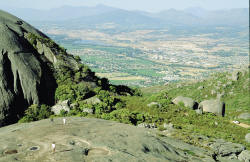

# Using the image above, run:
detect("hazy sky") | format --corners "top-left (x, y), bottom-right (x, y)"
top-left (1, 0), bottom-right (249, 12)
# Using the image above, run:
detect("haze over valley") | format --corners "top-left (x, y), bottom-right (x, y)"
top-left (5, 5), bottom-right (249, 87)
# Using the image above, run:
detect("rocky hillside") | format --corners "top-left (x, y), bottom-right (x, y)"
top-left (0, 10), bottom-right (135, 126)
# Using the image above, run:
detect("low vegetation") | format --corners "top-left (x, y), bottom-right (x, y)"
top-left (19, 104), bottom-right (53, 123)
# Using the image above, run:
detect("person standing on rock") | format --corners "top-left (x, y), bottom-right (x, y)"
top-left (63, 118), bottom-right (66, 125)
top-left (52, 142), bottom-right (56, 153)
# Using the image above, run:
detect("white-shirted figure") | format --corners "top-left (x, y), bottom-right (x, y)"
top-left (63, 118), bottom-right (66, 125)
top-left (52, 143), bottom-right (56, 153)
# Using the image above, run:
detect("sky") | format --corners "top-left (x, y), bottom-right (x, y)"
top-left (0, 0), bottom-right (249, 12)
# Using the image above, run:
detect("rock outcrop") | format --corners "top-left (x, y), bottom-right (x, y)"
top-left (209, 139), bottom-right (245, 157)
top-left (51, 100), bottom-right (70, 115)
top-left (0, 10), bottom-right (57, 126)
top-left (0, 117), bottom-right (216, 162)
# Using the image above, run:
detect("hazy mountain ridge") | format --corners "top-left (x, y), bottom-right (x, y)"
top-left (6, 5), bottom-right (118, 21)
top-left (4, 5), bottom-right (249, 27)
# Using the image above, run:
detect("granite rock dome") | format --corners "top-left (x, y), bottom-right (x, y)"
top-left (0, 10), bottom-right (58, 126)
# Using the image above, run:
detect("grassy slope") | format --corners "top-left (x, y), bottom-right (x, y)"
top-left (165, 69), bottom-right (250, 123)
top-left (133, 69), bottom-right (250, 149)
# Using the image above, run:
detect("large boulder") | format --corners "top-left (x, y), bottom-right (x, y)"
top-left (245, 133), bottom-right (250, 143)
top-left (238, 113), bottom-right (250, 120)
top-left (0, 10), bottom-right (57, 126)
top-left (198, 99), bottom-right (225, 116)
top-left (172, 96), bottom-right (198, 109)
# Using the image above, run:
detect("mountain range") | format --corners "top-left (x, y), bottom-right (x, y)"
top-left (4, 5), bottom-right (249, 27)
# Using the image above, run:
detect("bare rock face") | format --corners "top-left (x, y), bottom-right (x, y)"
top-left (0, 117), bottom-right (216, 162)
top-left (0, 10), bottom-right (57, 126)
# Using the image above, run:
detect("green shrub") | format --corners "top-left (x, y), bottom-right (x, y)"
top-left (59, 109), bottom-right (68, 117)
top-left (19, 104), bottom-right (53, 123)
top-left (74, 56), bottom-right (81, 62)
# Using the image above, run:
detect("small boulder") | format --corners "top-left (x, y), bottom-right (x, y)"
top-left (238, 150), bottom-right (250, 162)
top-left (163, 123), bottom-right (174, 135)
top-left (84, 96), bottom-right (101, 105)
top-left (198, 86), bottom-right (204, 90)
top-left (214, 86), bottom-right (220, 90)
top-left (172, 96), bottom-right (198, 109)
top-left (163, 123), bottom-right (174, 130)
top-left (138, 123), bottom-right (150, 128)
top-left (82, 108), bottom-right (94, 114)
top-left (176, 84), bottom-right (181, 88)
top-left (211, 90), bottom-right (216, 95)
top-left (149, 123), bottom-right (157, 128)
top-left (238, 113), bottom-right (250, 120)
top-left (245, 133), bottom-right (250, 143)
top-left (164, 82), bottom-right (169, 86)
top-left (70, 103), bottom-right (77, 109)
top-left (232, 71), bottom-right (241, 81)
top-left (198, 99), bottom-right (225, 116)
top-left (147, 102), bottom-right (161, 108)
top-left (51, 100), bottom-right (70, 115)
top-left (217, 81), bottom-right (222, 84)
top-left (217, 92), bottom-right (224, 99)
top-left (195, 108), bottom-right (203, 115)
